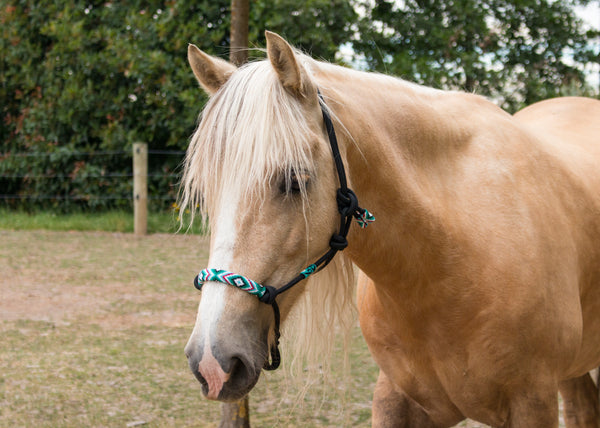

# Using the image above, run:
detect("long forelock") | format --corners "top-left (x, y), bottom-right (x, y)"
top-left (180, 60), bottom-right (317, 225)
top-left (179, 54), bottom-right (357, 398)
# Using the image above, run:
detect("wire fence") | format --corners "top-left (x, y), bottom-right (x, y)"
top-left (0, 149), bottom-right (185, 210)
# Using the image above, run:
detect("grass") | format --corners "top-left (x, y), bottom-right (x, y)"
top-left (0, 209), bottom-right (205, 234)
top-left (0, 226), bottom-right (553, 427)
top-left (0, 230), bottom-right (379, 427)
top-left (0, 320), bottom-right (376, 427)
top-left (1, 321), bottom-right (207, 427)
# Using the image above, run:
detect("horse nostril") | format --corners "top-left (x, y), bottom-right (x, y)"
top-left (191, 363), bottom-right (209, 391)
top-left (230, 357), bottom-right (243, 377)
top-left (226, 356), bottom-right (255, 391)
top-left (185, 336), bottom-right (262, 401)
top-left (185, 348), bottom-right (206, 383)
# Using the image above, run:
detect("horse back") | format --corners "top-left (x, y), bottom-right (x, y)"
top-left (514, 97), bottom-right (600, 162)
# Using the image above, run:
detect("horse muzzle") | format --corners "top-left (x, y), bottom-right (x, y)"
top-left (185, 336), bottom-right (266, 402)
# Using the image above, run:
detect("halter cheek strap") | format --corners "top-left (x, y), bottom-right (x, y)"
top-left (193, 90), bottom-right (374, 371)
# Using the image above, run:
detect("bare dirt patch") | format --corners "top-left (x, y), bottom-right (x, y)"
top-left (0, 230), bottom-right (208, 327)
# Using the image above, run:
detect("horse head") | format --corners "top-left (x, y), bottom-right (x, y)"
top-left (181, 32), bottom-right (351, 401)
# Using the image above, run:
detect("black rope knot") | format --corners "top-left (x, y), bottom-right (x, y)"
top-left (336, 188), bottom-right (359, 217)
top-left (258, 285), bottom-right (278, 305)
top-left (329, 233), bottom-right (348, 250)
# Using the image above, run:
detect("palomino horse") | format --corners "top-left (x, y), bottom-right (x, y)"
top-left (180, 31), bottom-right (600, 427)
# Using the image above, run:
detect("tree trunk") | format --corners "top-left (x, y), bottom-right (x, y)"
top-left (218, 397), bottom-right (250, 428)
top-left (230, 0), bottom-right (249, 66)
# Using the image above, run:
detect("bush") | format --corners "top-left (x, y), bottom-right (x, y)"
top-left (0, 0), bottom-right (355, 211)
top-left (0, 1), bottom-right (225, 210)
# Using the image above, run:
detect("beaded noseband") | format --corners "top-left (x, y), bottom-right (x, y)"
top-left (194, 90), bottom-right (374, 370)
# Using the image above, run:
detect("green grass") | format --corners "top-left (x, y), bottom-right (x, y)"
top-left (0, 230), bottom-right (508, 427)
top-left (0, 320), bottom-right (221, 427)
top-left (0, 230), bottom-right (379, 427)
top-left (0, 209), bottom-right (205, 234)
top-left (0, 227), bottom-right (564, 428)
top-left (0, 319), bottom-right (377, 428)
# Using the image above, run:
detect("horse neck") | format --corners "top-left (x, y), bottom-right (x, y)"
top-left (316, 68), bottom-right (495, 286)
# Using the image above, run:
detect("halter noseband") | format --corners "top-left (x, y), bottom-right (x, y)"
top-left (193, 90), bottom-right (374, 371)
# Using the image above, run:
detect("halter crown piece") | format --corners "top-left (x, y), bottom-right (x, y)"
top-left (194, 90), bottom-right (374, 371)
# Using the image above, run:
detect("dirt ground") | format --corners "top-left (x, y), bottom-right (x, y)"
top-left (0, 230), bottom-right (203, 328)
top-left (0, 229), bottom-right (578, 427)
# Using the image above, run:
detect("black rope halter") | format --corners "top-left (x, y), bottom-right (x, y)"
top-left (194, 90), bottom-right (374, 371)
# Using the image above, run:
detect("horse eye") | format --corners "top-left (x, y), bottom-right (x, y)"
top-left (280, 171), bottom-right (309, 195)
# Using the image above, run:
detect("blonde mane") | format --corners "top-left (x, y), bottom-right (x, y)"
top-left (180, 59), bottom-right (315, 223)
top-left (179, 56), bottom-right (356, 378)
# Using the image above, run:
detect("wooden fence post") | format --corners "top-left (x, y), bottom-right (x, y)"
top-left (219, 397), bottom-right (250, 428)
top-left (133, 142), bottom-right (148, 235)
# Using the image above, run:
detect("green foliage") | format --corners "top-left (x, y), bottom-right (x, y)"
top-left (1, 1), bottom-right (205, 210)
top-left (249, 0), bottom-right (357, 60)
top-left (0, 0), bottom-right (356, 211)
top-left (353, 0), bottom-right (599, 111)
top-left (1, 0), bottom-right (598, 212)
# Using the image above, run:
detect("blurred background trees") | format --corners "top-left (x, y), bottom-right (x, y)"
top-left (354, 0), bottom-right (599, 111)
top-left (1, 0), bottom-right (598, 210)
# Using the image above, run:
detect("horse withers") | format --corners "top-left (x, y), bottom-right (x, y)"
top-left (180, 31), bottom-right (600, 427)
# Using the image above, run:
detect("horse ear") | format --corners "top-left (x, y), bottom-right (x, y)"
top-left (265, 31), bottom-right (314, 98)
top-left (187, 44), bottom-right (236, 95)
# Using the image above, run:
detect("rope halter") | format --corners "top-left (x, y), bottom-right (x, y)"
top-left (193, 90), bottom-right (374, 371)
